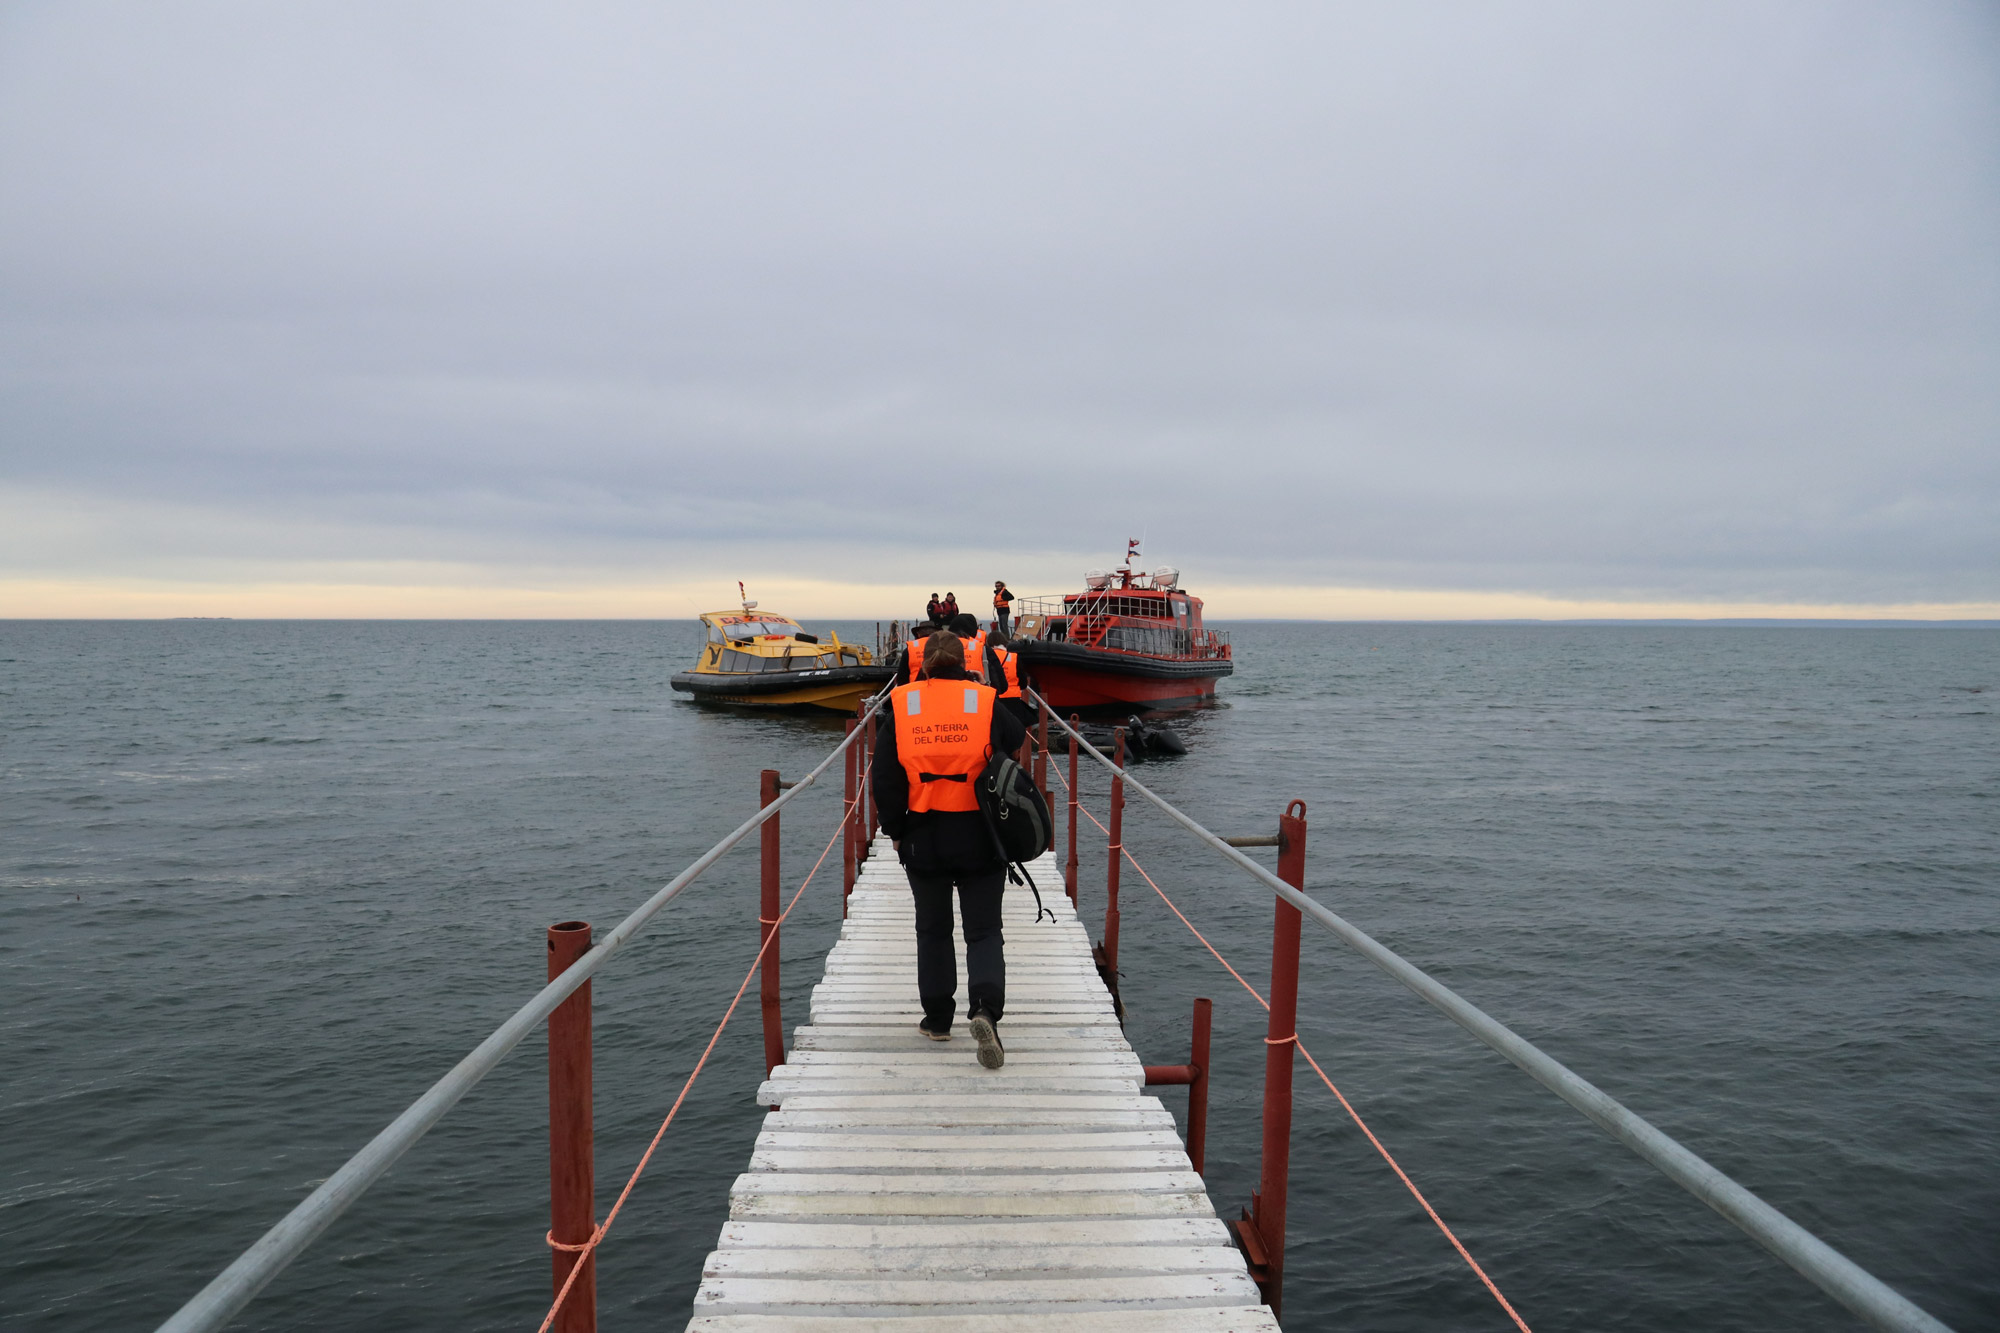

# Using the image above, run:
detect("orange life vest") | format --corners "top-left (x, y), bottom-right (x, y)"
top-left (993, 588), bottom-right (1009, 610)
top-left (907, 630), bottom-right (972, 682)
top-left (991, 644), bottom-right (1023, 699)
top-left (892, 678), bottom-right (996, 813)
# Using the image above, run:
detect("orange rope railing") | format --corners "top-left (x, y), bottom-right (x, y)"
top-left (534, 784), bottom-right (862, 1333)
top-left (1051, 758), bottom-right (1531, 1332)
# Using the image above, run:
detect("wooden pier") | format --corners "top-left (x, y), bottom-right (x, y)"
top-left (685, 836), bottom-right (1277, 1331)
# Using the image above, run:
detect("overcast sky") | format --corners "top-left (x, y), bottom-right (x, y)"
top-left (2, 1), bottom-right (1996, 617)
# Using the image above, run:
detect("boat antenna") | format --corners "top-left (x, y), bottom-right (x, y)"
top-left (1119, 538), bottom-right (1140, 588)
top-left (738, 581), bottom-right (758, 613)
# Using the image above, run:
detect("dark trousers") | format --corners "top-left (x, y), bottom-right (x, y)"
top-left (995, 608), bottom-right (1010, 634)
top-left (907, 868), bottom-right (1006, 1029)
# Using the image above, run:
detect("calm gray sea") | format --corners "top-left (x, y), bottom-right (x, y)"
top-left (2, 621), bottom-right (1995, 1331)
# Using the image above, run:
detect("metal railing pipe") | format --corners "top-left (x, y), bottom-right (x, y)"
top-left (157, 693), bottom-right (891, 1333)
top-left (1024, 689), bottom-right (1952, 1333)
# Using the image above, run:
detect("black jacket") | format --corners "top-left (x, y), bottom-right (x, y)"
top-left (873, 667), bottom-right (1028, 875)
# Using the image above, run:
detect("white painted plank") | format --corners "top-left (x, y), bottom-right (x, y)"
top-left (728, 1189), bottom-right (1212, 1220)
top-left (691, 1271), bottom-right (1263, 1312)
top-left (759, 1109), bottom-right (1179, 1132)
top-left (749, 1147), bottom-right (1191, 1173)
top-left (686, 1311), bottom-right (1278, 1333)
top-left (712, 1218), bottom-right (1233, 1250)
top-left (751, 1131), bottom-right (1183, 1152)
top-left (730, 1170), bottom-right (1208, 1198)
top-left (702, 1243), bottom-right (1244, 1278)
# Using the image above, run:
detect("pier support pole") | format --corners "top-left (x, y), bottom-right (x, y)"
top-left (546, 919), bottom-right (596, 1333)
top-left (1065, 716), bottom-right (1080, 905)
top-left (1239, 799), bottom-right (1307, 1320)
top-left (1104, 727), bottom-right (1126, 972)
top-left (842, 721), bottom-right (857, 914)
top-left (1188, 996), bottom-right (1213, 1177)
top-left (758, 769), bottom-right (784, 1078)
top-left (1140, 996), bottom-right (1213, 1178)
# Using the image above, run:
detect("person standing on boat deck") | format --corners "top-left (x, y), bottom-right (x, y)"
top-left (941, 591), bottom-right (959, 622)
top-left (991, 581), bottom-right (1015, 635)
top-left (926, 593), bottom-right (944, 629)
top-left (874, 630), bottom-right (1027, 1068)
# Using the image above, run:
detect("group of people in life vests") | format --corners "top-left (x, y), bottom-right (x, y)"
top-left (871, 596), bottom-right (1027, 1071)
top-left (926, 581), bottom-right (1015, 636)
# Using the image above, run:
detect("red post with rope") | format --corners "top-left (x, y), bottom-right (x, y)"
top-left (1141, 995), bottom-right (1213, 1177)
top-left (1239, 798), bottom-right (1306, 1320)
top-left (857, 698), bottom-right (875, 851)
top-left (842, 722), bottom-right (857, 913)
top-left (1065, 716), bottom-right (1080, 904)
top-left (1036, 694), bottom-right (1051, 850)
top-left (1103, 726), bottom-right (1126, 971)
top-left (758, 769), bottom-right (784, 1078)
top-left (546, 919), bottom-right (596, 1333)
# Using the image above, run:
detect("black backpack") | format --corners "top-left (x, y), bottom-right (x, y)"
top-left (975, 750), bottom-right (1055, 922)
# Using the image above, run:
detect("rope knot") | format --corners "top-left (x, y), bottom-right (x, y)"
top-left (1264, 1033), bottom-right (1297, 1045)
top-left (546, 1227), bottom-right (601, 1254)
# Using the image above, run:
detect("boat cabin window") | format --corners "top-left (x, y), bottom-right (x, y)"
top-left (727, 620), bottom-right (798, 641)
top-left (707, 625), bottom-right (726, 644)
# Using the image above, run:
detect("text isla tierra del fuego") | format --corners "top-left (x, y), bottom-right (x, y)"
top-left (908, 722), bottom-right (974, 747)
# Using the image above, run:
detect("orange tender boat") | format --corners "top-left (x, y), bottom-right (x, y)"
top-left (1009, 542), bottom-right (1233, 711)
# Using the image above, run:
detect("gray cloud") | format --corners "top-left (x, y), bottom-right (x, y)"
top-left (3, 0), bottom-right (1996, 604)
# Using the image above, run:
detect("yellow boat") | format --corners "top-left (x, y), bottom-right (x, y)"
top-left (671, 592), bottom-right (893, 712)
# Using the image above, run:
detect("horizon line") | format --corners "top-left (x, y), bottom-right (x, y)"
top-left (5, 615), bottom-right (1997, 628)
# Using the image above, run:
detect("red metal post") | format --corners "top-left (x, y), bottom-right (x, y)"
top-left (856, 698), bottom-right (874, 852)
top-left (1035, 695), bottom-right (1051, 851)
top-left (1104, 727), bottom-right (1126, 972)
top-left (1188, 995), bottom-right (1212, 1177)
top-left (1065, 716), bottom-right (1080, 904)
top-left (758, 769), bottom-right (784, 1077)
top-left (546, 920), bottom-right (596, 1333)
top-left (1140, 996), bottom-right (1213, 1178)
top-left (842, 721), bottom-right (857, 914)
top-left (1238, 799), bottom-right (1307, 1320)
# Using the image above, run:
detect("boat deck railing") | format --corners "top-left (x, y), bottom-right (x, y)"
top-left (152, 681), bottom-right (1955, 1333)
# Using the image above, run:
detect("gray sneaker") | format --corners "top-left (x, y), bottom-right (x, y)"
top-left (968, 1012), bottom-right (1004, 1069)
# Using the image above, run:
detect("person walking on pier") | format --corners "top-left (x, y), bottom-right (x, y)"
top-left (950, 613), bottom-right (999, 685)
top-left (986, 627), bottom-right (1033, 734)
top-left (991, 580), bottom-right (1015, 635)
top-left (873, 630), bottom-right (1026, 1069)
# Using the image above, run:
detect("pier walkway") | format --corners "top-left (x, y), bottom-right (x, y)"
top-left (685, 835), bottom-right (1276, 1332)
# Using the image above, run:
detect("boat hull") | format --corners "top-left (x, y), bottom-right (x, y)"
top-left (671, 664), bottom-right (893, 712)
top-left (1014, 640), bottom-right (1231, 711)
